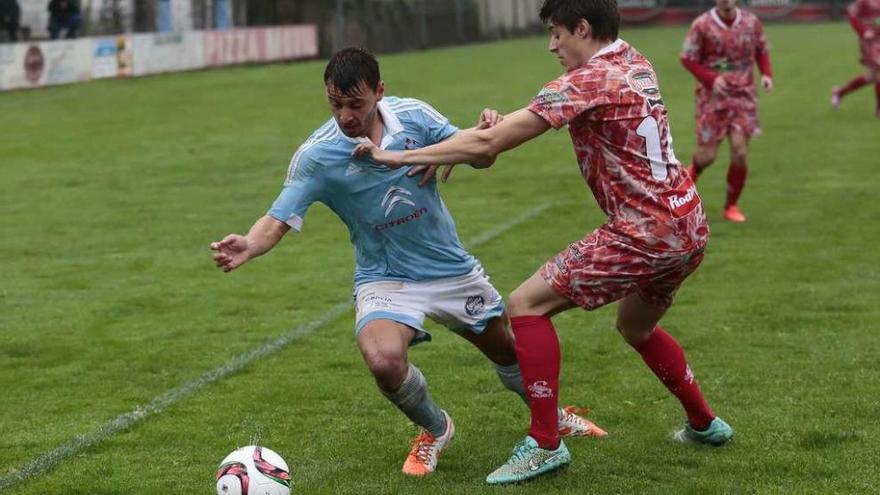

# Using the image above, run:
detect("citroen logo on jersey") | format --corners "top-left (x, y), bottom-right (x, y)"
top-left (381, 186), bottom-right (416, 217)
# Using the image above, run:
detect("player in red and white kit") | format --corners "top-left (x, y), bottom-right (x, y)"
top-left (355, 0), bottom-right (732, 485)
top-left (831, 0), bottom-right (880, 116)
top-left (680, 0), bottom-right (774, 223)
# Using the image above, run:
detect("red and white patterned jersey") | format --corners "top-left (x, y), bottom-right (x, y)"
top-left (849, 0), bottom-right (880, 39)
top-left (528, 40), bottom-right (708, 254)
top-left (681, 8), bottom-right (769, 104)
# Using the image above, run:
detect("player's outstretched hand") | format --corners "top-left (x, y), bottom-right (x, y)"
top-left (440, 165), bottom-right (455, 183)
top-left (865, 29), bottom-right (876, 40)
top-left (352, 141), bottom-right (404, 169)
top-left (761, 75), bottom-right (774, 92)
top-left (210, 234), bottom-right (250, 273)
top-left (407, 164), bottom-right (455, 187)
top-left (477, 108), bottom-right (503, 129)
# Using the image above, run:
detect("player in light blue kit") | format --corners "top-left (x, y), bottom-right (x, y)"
top-left (210, 48), bottom-right (603, 477)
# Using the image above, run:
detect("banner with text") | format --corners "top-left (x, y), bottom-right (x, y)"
top-left (203, 25), bottom-right (318, 67)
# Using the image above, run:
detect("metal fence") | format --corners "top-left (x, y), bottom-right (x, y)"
top-left (299, 0), bottom-right (847, 54)
top-left (3, 0), bottom-right (850, 48)
top-left (326, 0), bottom-right (537, 54)
top-left (246, 0), bottom-right (548, 55)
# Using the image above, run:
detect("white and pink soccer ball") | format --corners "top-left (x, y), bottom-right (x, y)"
top-left (216, 445), bottom-right (291, 495)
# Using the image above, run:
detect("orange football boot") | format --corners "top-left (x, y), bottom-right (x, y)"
top-left (401, 411), bottom-right (454, 476)
top-left (558, 406), bottom-right (608, 437)
top-left (723, 205), bottom-right (747, 223)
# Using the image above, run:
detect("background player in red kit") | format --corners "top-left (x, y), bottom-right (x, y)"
top-left (355, 0), bottom-right (733, 484)
top-left (680, 0), bottom-right (774, 223)
top-left (831, 0), bottom-right (880, 116)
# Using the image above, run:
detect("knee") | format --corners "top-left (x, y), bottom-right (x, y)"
top-left (363, 352), bottom-right (408, 392)
top-left (507, 289), bottom-right (537, 318)
top-left (693, 147), bottom-right (717, 167)
top-left (731, 146), bottom-right (748, 165)
top-left (615, 320), bottom-right (654, 346)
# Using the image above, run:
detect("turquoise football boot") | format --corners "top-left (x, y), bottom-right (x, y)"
top-left (674, 417), bottom-right (733, 446)
top-left (485, 436), bottom-right (570, 485)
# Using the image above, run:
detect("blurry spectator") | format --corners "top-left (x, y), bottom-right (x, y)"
top-left (0, 0), bottom-right (20, 42)
top-left (48, 0), bottom-right (80, 39)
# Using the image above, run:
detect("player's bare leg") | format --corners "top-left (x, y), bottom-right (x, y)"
top-left (870, 69), bottom-right (880, 117)
top-left (616, 292), bottom-right (732, 446)
top-left (832, 69), bottom-right (872, 109)
top-left (457, 313), bottom-right (606, 438)
top-left (486, 274), bottom-right (576, 484)
top-left (456, 313), bottom-right (517, 366)
top-left (357, 321), bottom-right (453, 476)
top-left (688, 140), bottom-right (720, 182)
top-left (723, 132), bottom-right (749, 222)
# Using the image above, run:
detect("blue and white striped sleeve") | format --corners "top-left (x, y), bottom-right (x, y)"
top-left (267, 145), bottom-right (324, 232)
top-left (406, 98), bottom-right (459, 145)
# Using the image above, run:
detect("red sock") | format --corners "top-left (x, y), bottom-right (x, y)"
top-left (838, 75), bottom-right (867, 97)
top-left (511, 315), bottom-right (561, 449)
top-left (874, 82), bottom-right (880, 108)
top-left (725, 158), bottom-right (747, 208)
top-left (631, 326), bottom-right (715, 430)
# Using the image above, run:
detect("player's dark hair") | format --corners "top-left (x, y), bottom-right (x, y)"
top-left (539, 0), bottom-right (620, 41)
top-left (323, 47), bottom-right (381, 96)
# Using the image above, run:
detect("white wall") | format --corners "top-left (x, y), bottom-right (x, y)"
top-left (477, 0), bottom-right (544, 36)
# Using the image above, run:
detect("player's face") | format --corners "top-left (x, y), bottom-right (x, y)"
top-left (714, 0), bottom-right (737, 13)
top-left (326, 81), bottom-right (384, 138)
top-left (547, 22), bottom-right (591, 72)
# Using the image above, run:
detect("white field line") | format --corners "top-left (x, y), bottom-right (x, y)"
top-left (0, 201), bottom-right (553, 491)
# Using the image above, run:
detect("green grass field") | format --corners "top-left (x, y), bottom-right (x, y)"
top-left (2, 22), bottom-right (878, 494)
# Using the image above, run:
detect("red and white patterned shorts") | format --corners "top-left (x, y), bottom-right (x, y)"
top-left (540, 227), bottom-right (705, 311)
top-left (695, 96), bottom-right (761, 145)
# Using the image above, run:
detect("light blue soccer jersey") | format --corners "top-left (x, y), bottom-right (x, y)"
top-left (268, 96), bottom-right (477, 287)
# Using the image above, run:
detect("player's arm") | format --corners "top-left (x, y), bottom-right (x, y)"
top-left (753, 20), bottom-right (774, 91)
top-left (211, 215), bottom-right (290, 273)
top-left (212, 145), bottom-right (322, 273)
top-left (847, 1), bottom-right (870, 37)
top-left (680, 57), bottom-right (719, 89)
top-left (407, 107), bottom-right (504, 185)
top-left (354, 108), bottom-right (550, 169)
top-left (680, 23), bottom-right (719, 90)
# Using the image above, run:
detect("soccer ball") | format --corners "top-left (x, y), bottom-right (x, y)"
top-left (216, 445), bottom-right (291, 495)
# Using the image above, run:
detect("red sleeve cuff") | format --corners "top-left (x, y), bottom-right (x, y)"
top-left (680, 57), bottom-right (717, 89)
top-left (756, 51), bottom-right (772, 77)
